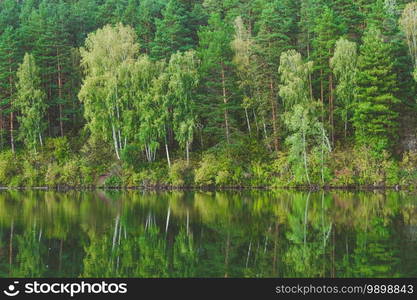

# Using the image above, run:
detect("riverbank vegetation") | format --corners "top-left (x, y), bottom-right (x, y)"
top-left (1, 0), bottom-right (417, 189)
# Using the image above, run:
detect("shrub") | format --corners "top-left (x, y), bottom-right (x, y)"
top-left (169, 160), bottom-right (194, 186)
top-left (104, 175), bottom-right (123, 187)
top-left (45, 162), bottom-right (62, 187)
top-left (249, 162), bottom-right (271, 187)
top-left (194, 154), bottom-right (219, 186)
top-left (121, 144), bottom-right (142, 169)
top-left (43, 137), bottom-right (71, 164)
top-left (0, 151), bottom-right (21, 186)
top-left (399, 151), bottom-right (417, 187)
top-left (61, 159), bottom-right (82, 186)
top-left (22, 160), bottom-right (43, 187)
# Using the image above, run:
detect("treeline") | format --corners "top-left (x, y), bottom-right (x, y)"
top-left (1, 0), bottom-right (417, 188)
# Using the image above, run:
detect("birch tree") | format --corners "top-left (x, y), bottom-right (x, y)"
top-left (330, 38), bottom-right (358, 138)
top-left (400, 2), bottom-right (417, 76)
top-left (79, 23), bottom-right (139, 159)
top-left (15, 53), bottom-right (47, 152)
top-left (167, 51), bottom-right (199, 165)
top-left (279, 50), bottom-right (330, 185)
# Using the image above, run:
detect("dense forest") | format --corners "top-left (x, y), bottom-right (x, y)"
top-left (1, 0), bottom-right (417, 188)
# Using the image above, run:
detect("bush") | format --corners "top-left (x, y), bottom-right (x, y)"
top-left (329, 149), bottom-right (355, 187)
top-left (0, 151), bottom-right (21, 186)
top-left (61, 159), bottom-right (82, 186)
top-left (194, 154), bottom-right (219, 186)
top-left (269, 152), bottom-right (293, 187)
top-left (22, 160), bottom-right (43, 187)
top-left (169, 160), bottom-right (194, 186)
top-left (104, 175), bottom-right (123, 187)
top-left (43, 137), bottom-right (71, 164)
top-left (121, 144), bottom-right (142, 169)
top-left (45, 162), bottom-right (62, 187)
top-left (249, 162), bottom-right (271, 187)
top-left (399, 151), bottom-right (417, 187)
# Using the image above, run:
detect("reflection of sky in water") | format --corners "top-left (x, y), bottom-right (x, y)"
top-left (0, 190), bottom-right (416, 278)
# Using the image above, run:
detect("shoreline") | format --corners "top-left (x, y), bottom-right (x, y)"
top-left (0, 185), bottom-right (407, 192)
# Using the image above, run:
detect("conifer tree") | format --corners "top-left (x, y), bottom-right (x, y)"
top-left (352, 28), bottom-right (400, 153)
top-left (151, 0), bottom-right (193, 60)
top-left (197, 13), bottom-right (235, 145)
top-left (0, 26), bottom-right (19, 152)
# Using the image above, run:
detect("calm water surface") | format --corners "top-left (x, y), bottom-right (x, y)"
top-left (0, 190), bottom-right (416, 278)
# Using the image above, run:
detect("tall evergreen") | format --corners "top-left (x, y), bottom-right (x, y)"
top-left (253, 0), bottom-right (298, 153)
top-left (352, 28), bottom-right (400, 153)
top-left (197, 13), bottom-right (236, 145)
top-left (150, 0), bottom-right (194, 60)
top-left (0, 26), bottom-right (19, 152)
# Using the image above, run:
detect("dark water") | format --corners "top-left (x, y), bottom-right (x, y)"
top-left (0, 190), bottom-right (416, 278)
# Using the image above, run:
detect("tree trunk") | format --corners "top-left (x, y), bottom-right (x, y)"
top-left (10, 111), bottom-right (14, 154)
top-left (269, 77), bottom-right (279, 153)
top-left (165, 143), bottom-right (171, 168)
top-left (329, 73), bottom-right (334, 146)
top-left (0, 105), bottom-right (3, 149)
top-left (112, 124), bottom-right (121, 160)
top-left (57, 48), bottom-right (64, 137)
top-left (245, 107), bottom-right (251, 135)
top-left (307, 32), bottom-right (313, 100)
top-left (186, 140), bottom-right (190, 166)
top-left (9, 65), bottom-right (14, 153)
top-left (221, 63), bottom-right (230, 144)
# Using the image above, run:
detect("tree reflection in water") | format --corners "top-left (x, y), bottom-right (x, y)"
top-left (0, 190), bottom-right (414, 278)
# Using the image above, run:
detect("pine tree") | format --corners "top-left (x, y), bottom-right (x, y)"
top-left (352, 28), bottom-right (400, 153)
top-left (150, 0), bottom-right (194, 60)
top-left (312, 6), bottom-right (344, 144)
top-left (253, 0), bottom-right (298, 152)
top-left (197, 13), bottom-right (236, 145)
top-left (0, 26), bottom-right (19, 152)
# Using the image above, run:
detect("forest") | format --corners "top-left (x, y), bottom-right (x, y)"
top-left (1, 0), bottom-right (417, 188)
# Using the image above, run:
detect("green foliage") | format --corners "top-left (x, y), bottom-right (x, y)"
top-left (353, 28), bottom-right (400, 153)
top-left (399, 151), bottom-right (417, 187)
top-left (43, 137), bottom-right (71, 164)
top-left (331, 38), bottom-right (358, 138)
top-left (169, 160), bottom-right (194, 186)
top-left (0, 151), bottom-right (21, 186)
top-left (15, 53), bottom-right (47, 152)
top-left (104, 175), bottom-right (123, 188)
top-left (0, 0), bottom-right (416, 190)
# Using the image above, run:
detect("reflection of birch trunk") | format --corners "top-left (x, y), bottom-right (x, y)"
top-left (224, 232), bottom-right (230, 278)
top-left (117, 222), bottom-right (122, 271)
top-left (245, 240), bottom-right (252, 268)
top-left (59, 239), bottom-right (63, 272)
top-left (304, 193), bottom-right (311, 246)
top-left (165, 205), bottom-right (171, 234)
top-left (9, 220), bottom-right (13, 273)
top-left (272, 223), bottom-right (278, 275)
top-left (112, 215), bottom-right (120, 251)
top-left (186, 209), bottom-right (190, 236)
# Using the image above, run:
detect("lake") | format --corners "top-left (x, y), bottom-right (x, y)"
top-left (0, 190), bottom-right (416, 278)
